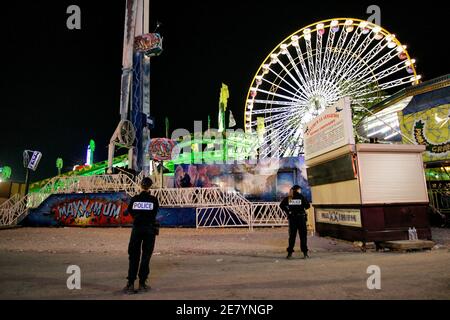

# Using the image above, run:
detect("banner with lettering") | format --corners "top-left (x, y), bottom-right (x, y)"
top-left (304, 97), bottom-right (355, 161)
top-left (315, 208), bottom-right (362, 227)
top-left (23, 192), bottom-right (198, 227)
top-left (27, 193), bottom-right (132, 227)
top-left (399, 104), bottom-right (450, 162)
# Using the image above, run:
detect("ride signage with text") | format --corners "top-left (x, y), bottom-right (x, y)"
top-left (304, 97), bottom-right (355, 160)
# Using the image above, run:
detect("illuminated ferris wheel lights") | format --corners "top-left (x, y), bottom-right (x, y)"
top-left (245, 18), bottom-right (418, 156)
top-left (330, 20), bottom-right (339, 33)
top-left (372, 26), bottom-right (382, 34)
top-left (255, 75), bottom-right (263, 85)
top-left (405, 59), bottom-right (416, 66)
top-left (397, 44), bottom-right (407, 52)
top-left (398, 45), bottom-right (408, 60)
top-left (386, 34), bottom-right (395, 41)
top-left (303, 28), bottom-right (312, 40)
top-left (359, 21), bottom-right (369, 28)
top-left (270, 53), bottom-right (278, 63)
top-left (387, 42), bottom-right (397, 49)
top-left (372, 26), bottom-right (383, 40)
top-left (345, 19), bottom-right (354, 32)
top-left (359, 21), bottom-right (370, 34)
top-left (385, 34), bottom-right (397, 48)
top-left (317, 23), bottom-right (325, 35)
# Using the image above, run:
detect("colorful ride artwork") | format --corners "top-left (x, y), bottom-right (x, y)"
top-left (23, 192), bottom-right (198, 227)
top-left (25, 193), bottom-right (132, 227)
top-left (149, 138), bottom-right (176, 161)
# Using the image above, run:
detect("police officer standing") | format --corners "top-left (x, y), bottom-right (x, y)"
top-left (123, 177), bottom-right (160, 294)
top-left (280, 185), bottom-right (311, 259)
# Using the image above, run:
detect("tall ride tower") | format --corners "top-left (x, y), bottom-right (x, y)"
top-left (107, 0), bottom-right (162, 175)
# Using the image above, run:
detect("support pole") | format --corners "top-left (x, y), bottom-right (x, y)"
top-left (24, 168), bottom-right (30, 196)
top-left (107, 142), bottom-right (115, 174)
top-left (128, 147), bottom-right (134, 169)
top-left (160, 160), bottom-right (164, 188)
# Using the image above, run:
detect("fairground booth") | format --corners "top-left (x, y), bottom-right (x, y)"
top-left (304, 97), bottom-right (431, 243)
top-left (356, 74), bottom-right (449, 226)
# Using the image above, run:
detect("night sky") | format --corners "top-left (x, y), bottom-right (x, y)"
top-left (1, 0), bottom-right (448, 182)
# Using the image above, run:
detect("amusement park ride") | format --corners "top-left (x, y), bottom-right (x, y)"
top-left (107, 0), bottom-right (162, 176)
top-left (5, 1), bottom-right (449, 236)
top-left (245, 18), bottom-right (419, 158)
top-left (28, 16), bottom-right (422, 191)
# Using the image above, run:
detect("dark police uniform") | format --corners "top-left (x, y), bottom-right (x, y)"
top-left (280, 191), bottom-right (310, 255)
top-left (125, 191), bottom-right (159, 284)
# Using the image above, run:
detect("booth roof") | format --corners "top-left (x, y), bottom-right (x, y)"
top-left (368, 74), bottom-right (450, 115)
top-left (402, 85), bottom-right (450, 115)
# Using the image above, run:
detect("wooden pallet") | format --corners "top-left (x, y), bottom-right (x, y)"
top-left (379, 240), bottom-right (435, 252)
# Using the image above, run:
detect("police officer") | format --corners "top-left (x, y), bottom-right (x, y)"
top-left (123, 177), bottom-right (159, 294)
top-left (280, 185), bottom-right (311, 259)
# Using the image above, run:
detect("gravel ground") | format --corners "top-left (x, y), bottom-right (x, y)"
top-left (0, 227), bottom-right (449, 300)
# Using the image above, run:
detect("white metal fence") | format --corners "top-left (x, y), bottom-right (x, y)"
top-left (0, 173), bottom-right (288, 229)
top-left (196, 201), bottom-right (288, 230)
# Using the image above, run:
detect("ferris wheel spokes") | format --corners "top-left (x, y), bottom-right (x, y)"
top-left (260, 73), bottom-right (310, 102)
top-left (244, 18), bottom-right (419, 158)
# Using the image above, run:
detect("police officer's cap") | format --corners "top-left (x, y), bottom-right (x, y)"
top-left (141, 177), bottom-right (153, 190)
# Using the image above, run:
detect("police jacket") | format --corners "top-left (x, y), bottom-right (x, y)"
top-left (280, 192), bottom-right (310, 218)
top-left (126, 191), bottom-right (159, 228)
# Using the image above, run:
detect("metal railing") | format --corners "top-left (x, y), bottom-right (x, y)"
top-left (38, 174), bottom-right (139, 195)
top-left (251, 202), bottom-right (288, 227)
top-left (196, 201), bottom-right (288, 230)
top-left (428, 187), bottom-right (450, 220)
top-left (0, 174), bottom-right (140, 227)
top-left (1, 173), bottom-right (289, 230)
top-left (196, 206), bottom-right (251, 229)
top-left (0, 194), bottom-right (21, 226)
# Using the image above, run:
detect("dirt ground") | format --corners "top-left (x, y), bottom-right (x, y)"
top-left (0, 226), bottom-right (449, 300)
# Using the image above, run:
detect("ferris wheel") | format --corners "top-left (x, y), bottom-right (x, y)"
top-left (244, 18), bottom-right (420, 159)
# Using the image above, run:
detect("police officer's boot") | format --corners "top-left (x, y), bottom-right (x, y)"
top-left (138, 280), bottom-right (151, 292)
top-left (303, 252), bottom-right (310, 259)
top-left (286, 252), bottom-right (293, 259)
top-left (123, 281), bottom-right (136, 294)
